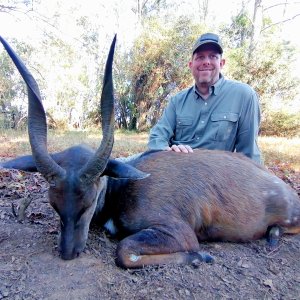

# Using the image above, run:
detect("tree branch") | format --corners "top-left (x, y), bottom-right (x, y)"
top-left (261, 13), bottom-right (300, 31)
top-left (263, 2), bottom-right (300, 12)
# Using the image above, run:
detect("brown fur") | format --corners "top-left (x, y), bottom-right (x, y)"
top-left (107, 149), bottom-right (300, 268)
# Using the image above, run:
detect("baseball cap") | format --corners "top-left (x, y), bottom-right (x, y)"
top-left (192, 33), bottom-right (223, 55)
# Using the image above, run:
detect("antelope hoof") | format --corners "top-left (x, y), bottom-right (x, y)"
top-left (191, 251), bottom-right (214, 267)
top-left (266, 225), bottom-right (282, 249)
top-left (198, 252), bottom-right (215, 263)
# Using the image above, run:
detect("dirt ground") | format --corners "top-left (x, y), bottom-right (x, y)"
top-left (0, 164), bottom-right (300, 300)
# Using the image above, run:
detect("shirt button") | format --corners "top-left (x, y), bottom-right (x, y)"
top-left (223, 116), bottom-right (227, 119)
top-left (204, 102), bottom-right (207, 105)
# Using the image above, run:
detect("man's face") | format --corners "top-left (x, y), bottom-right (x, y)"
top-left (189, 44), bottom-right (225, 87)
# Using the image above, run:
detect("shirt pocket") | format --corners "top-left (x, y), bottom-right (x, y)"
top-left (175, 117), bottom-right (193, 140)
top-left (211, 112), bottom-right (239, 142)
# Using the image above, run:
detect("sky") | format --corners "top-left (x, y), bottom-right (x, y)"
top-left (0, 0), bottom-right (300, 77)
top-left (1, 0), bottom-right (300, 46)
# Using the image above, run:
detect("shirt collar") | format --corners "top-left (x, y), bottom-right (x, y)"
top-left (213, 74), bottom-right (224, 96)
top-left (193, 74), bottom-right (224, 99)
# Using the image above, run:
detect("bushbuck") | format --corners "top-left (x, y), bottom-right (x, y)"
top-left (1, 35), bottom-right (299, 269)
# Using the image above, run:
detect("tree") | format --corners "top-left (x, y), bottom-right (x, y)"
top-left (0, 38), bottom-right (34, 128)
top-left (1, 0), bottom-right (300, 134)
top-left (132, 0), bottom-right (173, 25)
top-left (116, 17), bottom-right (204, 130)
top-left (221, 8), bottom-right (299, 113)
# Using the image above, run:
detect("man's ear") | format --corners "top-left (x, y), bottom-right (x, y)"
top-left (220, 58), bottom-right (225, 68)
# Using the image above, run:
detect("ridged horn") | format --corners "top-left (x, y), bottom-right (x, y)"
top-left (0, 36), bottom-right (66, 181)
top-left (79, 35), bottom-right (116, 183)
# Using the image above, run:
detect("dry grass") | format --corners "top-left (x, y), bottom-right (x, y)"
top-left (0, 129), bottom-right (149, 159)
top-left (259, 136), bottom-right (300, 172)
top-left (0, 129), bottom-right (299, 171)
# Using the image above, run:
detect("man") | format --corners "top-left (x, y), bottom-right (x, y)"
top-left (148, 33), bottom-right (261, 163)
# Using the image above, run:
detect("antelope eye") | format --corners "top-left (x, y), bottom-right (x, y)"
top-left (51, 202), bottom-right (60, 215)
top-left (75, 207), bottom-right (87, 223)
top-left (49, 181), bottom-right (56, 187)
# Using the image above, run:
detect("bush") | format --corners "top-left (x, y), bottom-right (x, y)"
top-left (260, 111), bottom-right (300, 137)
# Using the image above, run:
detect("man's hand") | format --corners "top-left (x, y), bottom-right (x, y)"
top-left (166, 144), bottom-right (194, 153)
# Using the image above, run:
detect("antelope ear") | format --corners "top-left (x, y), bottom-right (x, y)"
top-left (1, 155), bottom-right (37, 172)
top-left (103, 159), bottom-right (150, 180)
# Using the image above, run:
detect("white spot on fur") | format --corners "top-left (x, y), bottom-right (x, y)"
top-left (285, 219), bottom-right (291, 224)
top-left (129, 254), bottom-right (140, 262)
top-left (293, 217), bottom-right (298, 222)
top-left (263, 190), bottom-right (279, 196)
top-left (104, 219), bottom-right (118, 235)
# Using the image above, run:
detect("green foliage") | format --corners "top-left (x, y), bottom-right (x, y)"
top-left (0, 38), bottom-right (34, 128)
top-left (116, 8), bottom-right (300, 134)
top-left (224, 40), bottom-right (299, 112)
top-left (0, 50), bottom-right (16, 109)
top-left (1, 1), bottom-right (300, 137)
top-left (219, 9), bottom-right (300, 139)
top-left (260, 111), bottom-right (300, 137)
top-left (116, 16), bottom-right (204, 130)
top-left (223, 12), bottom-right (252, 47)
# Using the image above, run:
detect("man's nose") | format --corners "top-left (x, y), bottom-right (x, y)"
top-left (202, 56), bottom-right (211, 64)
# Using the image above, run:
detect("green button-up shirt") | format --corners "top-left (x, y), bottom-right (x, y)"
top-left (148, 75), bottom-right (261, 163)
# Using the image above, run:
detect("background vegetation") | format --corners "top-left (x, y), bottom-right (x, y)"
top-left (0, 129), bottom-right (299, 172)
top-left (0, 0), bottom-right (300, 136)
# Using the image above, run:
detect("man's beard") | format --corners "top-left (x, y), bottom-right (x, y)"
top-left (198, 77), bottom-right (211, 85)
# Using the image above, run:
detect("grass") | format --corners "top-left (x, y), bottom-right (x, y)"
top-left (259, 136), bottom-right (300, 172)
top-left (0, 128), bottom-right (299, 172)
top-left (0, 129), bottom-right (149, 159)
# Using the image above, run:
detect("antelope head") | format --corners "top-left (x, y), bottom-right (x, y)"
top-left (0, 35), bottom-right (117, 259)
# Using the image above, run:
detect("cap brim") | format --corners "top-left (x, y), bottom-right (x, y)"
top-left (193, 41), bottom-right (223, 54)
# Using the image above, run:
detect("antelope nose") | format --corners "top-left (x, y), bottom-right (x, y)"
top-left (60, 250), bottom-right (78, 260)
